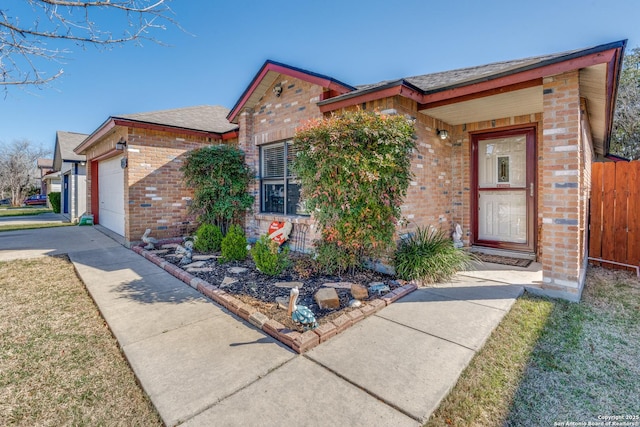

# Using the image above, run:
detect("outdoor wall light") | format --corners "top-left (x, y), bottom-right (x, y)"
top-left (115, 138), bottom-right (127, 151)
top-left (437, 129), bottom-right (449, 140)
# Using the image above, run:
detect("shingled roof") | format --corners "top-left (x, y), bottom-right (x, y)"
top-left (319, 41), bottom-right (624, 105)
top-left (115, 105), bottom-right (238, 134)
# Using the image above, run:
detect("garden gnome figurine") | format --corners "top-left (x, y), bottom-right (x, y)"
top-left (452, 223), bottom-right (463, 248)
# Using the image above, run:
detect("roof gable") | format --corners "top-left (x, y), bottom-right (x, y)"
top-left (53, 131), bottom-right (88, 170)
top-left (227, 60), bottom-right (356, 123)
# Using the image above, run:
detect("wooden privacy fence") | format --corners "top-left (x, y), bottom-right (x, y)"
top-left (589, 160), bottom-right (640, 272)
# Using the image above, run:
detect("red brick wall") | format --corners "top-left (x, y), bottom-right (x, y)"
top-left (84, 126), bottom-right (236, 245)
top-left (540, 70), bottom-right (584, 300)
top-left (238, 75), bottom-right (325, 249)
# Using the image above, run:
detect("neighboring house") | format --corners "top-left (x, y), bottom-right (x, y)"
top-left (36, 158), bottom-right (55, 195)
top-left (74, 105), bottom-right (238, 244)
top-left (225, 40), bottom-right (626, 301)
top-left (53, 131), bottom-right (89, 221)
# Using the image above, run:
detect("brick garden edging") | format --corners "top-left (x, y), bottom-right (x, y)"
top-left (132, 242), bottom-right (417, 353)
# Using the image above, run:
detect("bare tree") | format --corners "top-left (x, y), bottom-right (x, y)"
top-left (0, 140), bottom-right (48, 205)
top-left (0, 0), bottom-right (176, 88)
top-left (610, 47), bottom-right (640, 160)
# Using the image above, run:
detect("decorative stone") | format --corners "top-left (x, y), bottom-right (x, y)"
top-left (228, 267), bottom-right (248, 274)
top-left (164, 253), bottom-right (183, 259)
top-left (314, 288), bottom-right (340, 310)
top-left (220, 276), bottom-right (238, 287)
top-left (369, 283), bottom-right (390, 295)
top-left (323, 281), bottom-right (354, 289)
top-left (274, 281), bottom-right (304, 289)
top-left (161, 243), bottom-right (180, 250)
top-left (350, 283), bottom-right (369, 300)
top-left (183, 261), bottom-right (206, 269)
top-left (149, 249), bottom-right (169, 255)
top-left (192, 255), bottom-right (219, 261)
top-left (348, 299), bottom-right (362, 308)
top-left (187, 267), bottom-right (213, 273)
top-left (275, 296), bottom-right (289, 310)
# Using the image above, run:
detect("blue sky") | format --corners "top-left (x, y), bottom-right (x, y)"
top-left (1, 0), bottom-right (639, 154)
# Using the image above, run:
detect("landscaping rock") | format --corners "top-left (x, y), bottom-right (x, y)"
top-left (348, 299), bottom-right (362, 308)
top-left (323, 281), bottom-right (354, 289)
top-left (193, 255), bottom-right (219, 261)
top-left (149, 249), bottom-right (169, 255)
top-left (275, 296), bottom-right (289, 310)
top-left (369, 283), bottom-right (390, 295)
top-left (350, 283), bottom-right (369, 300)
top-left (220, 276), bottom-right (238, 287)
top-left (274, 281), bottom-right (304, 289)
top-left (228, 267), bottom-right (248, 274)
top-left (183, 261), bottom-right (206, 269)
top-left (161, 243), bottom-right (180, 249)
top-left (314, 288), bottom-right (340, 310)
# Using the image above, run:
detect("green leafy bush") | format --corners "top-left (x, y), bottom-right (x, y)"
top-left (313, 240), bottom-right (357, 275)
top-left (250, 235), bottom-right (290, 276)
top-left (48, 192), bottom-right (61, 213)
top-left (194, 223), bottom-right (223, 253)
top-left (394, 227), bottom-right (475, 284)
top-left (292, 110), bottom-right (416, 273)
top-left (220, 224), bottom-right (247, 263)
top-left (181, 145), bottom-right (254, 234)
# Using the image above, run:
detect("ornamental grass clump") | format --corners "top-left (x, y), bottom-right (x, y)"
top-left (394, 226), bottom-right (475, 284)
top-left (194, 223), bottom-right (223, 253)
top-left (250, 235), bottom-right (290, 276)
top-left (220, 224), bottom-right (248, 263)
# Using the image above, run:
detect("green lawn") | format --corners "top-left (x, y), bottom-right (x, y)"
top-left (426, 266), bottom-right (640, 426)
top-left (0, 222), bottom-right (73, 232)
top-left (0, 256), bottom-right (162, 426)
top-left (0, 207), bottom-right (52, 217)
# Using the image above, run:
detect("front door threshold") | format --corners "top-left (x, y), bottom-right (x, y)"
top-left (470, 246), bottom-right (536, 261)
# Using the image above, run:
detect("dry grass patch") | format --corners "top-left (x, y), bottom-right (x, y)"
top-left (425, 266), bottom-right (640, 426)
top-left (0, 256), bottom-right (161, 426)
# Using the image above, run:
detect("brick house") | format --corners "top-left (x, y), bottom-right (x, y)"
top-left (227, 40), bottom-right (626, 301)
top-left (74, 105), bottom-right (238, 243)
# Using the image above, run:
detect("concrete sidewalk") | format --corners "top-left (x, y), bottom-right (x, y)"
top-left (0, 226), bottom-right (532, 426)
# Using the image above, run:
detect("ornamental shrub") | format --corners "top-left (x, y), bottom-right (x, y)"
top-left (220, 224), bottom-right (247, 263)
top-left (292, 110), bottom-right (416, 273)
top-left (194, 223), bottom-right (223, 253)
top-left (250, 235), bottom-right (290, 276)
top-left (181, 145), bottom-right (254, 235)
top-left (48, 192), bottom-right (61, 213)
top-left (394, 227), bottom-right (475, 284)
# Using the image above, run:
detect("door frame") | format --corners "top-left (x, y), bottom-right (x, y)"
top-left (470, 125), bottom-right (537, 253)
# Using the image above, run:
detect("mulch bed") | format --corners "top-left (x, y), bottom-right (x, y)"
top-left (133, 241), bottom-right (417, 352)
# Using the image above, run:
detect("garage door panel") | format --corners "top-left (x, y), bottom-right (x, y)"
top-left (98, 156), bottom-right (125, 236)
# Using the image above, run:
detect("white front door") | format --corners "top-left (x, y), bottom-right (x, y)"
top-left (472, 128), bottom-right (535, 252)
top-left (98, 155), bottom-right (125, 236)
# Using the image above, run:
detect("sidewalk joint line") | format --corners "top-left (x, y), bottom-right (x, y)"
top-left (175, 355), bottom-right (297, 425)
top-left (304, 354), bottom-right (422, 424)
top-left (373, 314), bottom-right (479, 353)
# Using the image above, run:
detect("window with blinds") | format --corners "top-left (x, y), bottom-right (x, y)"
top-left (260, 141), bottom-right (307, 215)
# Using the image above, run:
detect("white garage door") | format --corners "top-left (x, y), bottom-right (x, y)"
top-left (98, 155), bottom-right (125, 236)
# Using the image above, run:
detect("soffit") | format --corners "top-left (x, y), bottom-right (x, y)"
top-left (238, 70), bottom-right (280, 114)
top-left (419, 63), bottom-right (607, 154)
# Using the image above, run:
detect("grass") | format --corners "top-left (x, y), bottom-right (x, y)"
top-left (425, 266), bottom-right (640, 426)
top-left (0, 256), bottom-right (162, 426)
top-left (0, 207), bottom-right (52, 217)
top-left (0, 222), bottom-right (73, 232)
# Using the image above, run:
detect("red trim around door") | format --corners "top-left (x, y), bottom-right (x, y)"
top-left (470, 126), bottom-right (537, 252)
